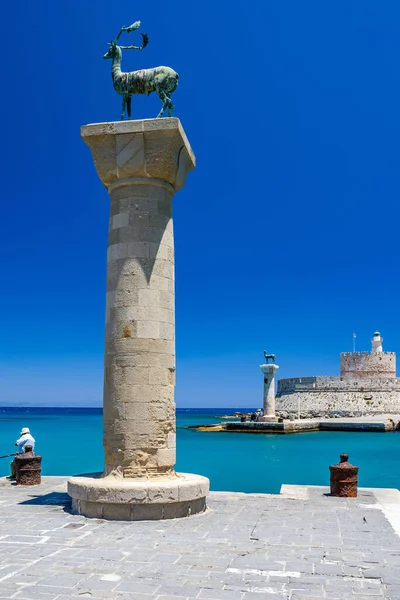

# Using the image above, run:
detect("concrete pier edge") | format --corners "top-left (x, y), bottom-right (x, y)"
top-left (223, 415), bottom-right (400, 433)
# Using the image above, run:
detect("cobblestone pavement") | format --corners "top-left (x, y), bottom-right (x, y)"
top-left (0, 478), bottom-right (399, 600)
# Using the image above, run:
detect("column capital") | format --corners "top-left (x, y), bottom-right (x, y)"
top-left (81, 118), bottom-right (196, 192)
top-left (260, 364), bottom-right (280, 376)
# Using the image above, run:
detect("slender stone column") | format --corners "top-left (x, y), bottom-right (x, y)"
top-left (259, 364), bottom-right (279, 421)
top-left (68, 119), bottom-right (209, 520)
top-left (103, 179), bottom-right (176, 479)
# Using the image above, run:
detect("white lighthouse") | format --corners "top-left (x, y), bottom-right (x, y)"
top-left (371, 331), bottom-right (383, 354)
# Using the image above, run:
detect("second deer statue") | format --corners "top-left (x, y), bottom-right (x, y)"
top-left (103, 21), bottom-right (179, 120)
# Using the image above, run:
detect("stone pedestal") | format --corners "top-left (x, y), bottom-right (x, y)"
top-left (68, 118), bottom-right (209, 520)
top-left (259, 364), bottom-right (279, 421)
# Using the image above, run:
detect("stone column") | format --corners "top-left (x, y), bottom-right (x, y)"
top-left (68, 119), bottom-right (209, 520)
top-left (259, 364), bottom-right (279, 421)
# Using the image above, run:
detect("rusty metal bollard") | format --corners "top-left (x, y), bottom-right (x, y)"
top-left (329, 453), bottom-right (358, 497)
top-left (15, 446), bottom-right (42, 486)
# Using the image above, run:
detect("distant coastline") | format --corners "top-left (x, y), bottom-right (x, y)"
top-left (0, 406), bottom-right (257, 414)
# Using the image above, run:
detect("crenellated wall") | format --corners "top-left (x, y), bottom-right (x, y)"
top-left (277, 376), bottom-right (400, 393)
top-left (340, 352), bottom-right (396, 379)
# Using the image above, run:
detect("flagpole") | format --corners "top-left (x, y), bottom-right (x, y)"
top-left (353, 332), bottom-right (356, 353)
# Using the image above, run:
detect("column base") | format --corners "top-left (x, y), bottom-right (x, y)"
top-left (259, 415), bottom-right (279, 422)
top-left (68, 472), bottom-right (209, 521)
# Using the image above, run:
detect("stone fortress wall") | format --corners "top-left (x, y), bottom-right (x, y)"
top-left (276, 376), bottom-right (400, 418)
top-left (340, 352), bottom-right (396, 379)
top-left (275, 332), bottom-right (400, 418)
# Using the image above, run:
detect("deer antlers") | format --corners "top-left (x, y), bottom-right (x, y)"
top-left (113, 21), bottom-right (149, 51)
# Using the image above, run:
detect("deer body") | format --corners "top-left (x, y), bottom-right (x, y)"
top-left (263, 352), bottom-right (275, 364)
top-left (104, 24), bottom-right (179, 120)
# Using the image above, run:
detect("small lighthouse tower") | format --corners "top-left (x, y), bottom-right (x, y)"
top-left (371, 331), bottom-right (383, 354)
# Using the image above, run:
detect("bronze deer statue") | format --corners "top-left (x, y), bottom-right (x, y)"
top-left (263, 351), bottom-right (275, 364)
top-left (103, 21), bottom-right (179, 120)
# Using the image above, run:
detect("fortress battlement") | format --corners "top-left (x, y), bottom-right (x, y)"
top-left (277, 376), bottom-right (400, 395)
top-left (276, 331), bottom-right (400, 418)
top-left (340, 351), bottom-right (396, 357)
top-left (340, 350), bottom-right (396, 379)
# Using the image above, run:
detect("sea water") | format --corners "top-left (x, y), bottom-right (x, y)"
top-left (1, 407), bottom-right (399, 494)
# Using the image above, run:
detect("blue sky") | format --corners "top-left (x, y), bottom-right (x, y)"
top-left (1, 1), bottom-right (399, 407)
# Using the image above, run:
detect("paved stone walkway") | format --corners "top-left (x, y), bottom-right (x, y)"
top-left (0, 478), bottom-right (400, 600)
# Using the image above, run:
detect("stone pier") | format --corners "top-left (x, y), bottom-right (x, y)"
top-left (3, 477), bottom-right (400, 600)
top-left (68, 119), bottom-right (209, 520)
top-left (260, 363), bottom-right (279, 421)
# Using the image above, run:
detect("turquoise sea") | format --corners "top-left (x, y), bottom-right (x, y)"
top-left (1, 408), bottom-right (399, 494)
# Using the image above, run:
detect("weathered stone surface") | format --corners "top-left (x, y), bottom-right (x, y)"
top-left (225, 416), bottom-right (399, 433)
top-left (68, 472), bottom-right (208, 507)
top-left (276, 376), bottom-right (400, 418)
top-left (259, 363), bottom-right (279, 420)
top-left (277, 334), bottom-right (399, 418)
top-left (340, 350), bottom-right (396, 379)
top-left (81, 118), bottom-right (195, 191)
top-left (83, 118), bottom-right (194, 479)
top-left (2, 477), bottom-right (400, 599)
top-left (69, 119), bottom-right (208, 519)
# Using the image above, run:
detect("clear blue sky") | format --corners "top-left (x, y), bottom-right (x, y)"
top-left (1, 1), bottom-right (399, 407)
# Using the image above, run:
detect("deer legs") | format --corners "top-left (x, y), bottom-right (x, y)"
top-left (121, 94), bottom-right (127, 120)
top-left (121, 93), bottom-right (132, 120)
top-left (120, 90), bottom-right (174, 120)
top-left (156, 89), bottom-right (174, 118)
top-left (167, 100), bottom-right (174, 117)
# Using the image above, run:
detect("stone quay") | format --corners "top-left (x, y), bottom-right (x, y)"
top-left (68, 119), bottom-right (209, 520)
top-left (1, 476), bottom-right (400, 600)
top-left (259, 363), bottom-right (279, 421)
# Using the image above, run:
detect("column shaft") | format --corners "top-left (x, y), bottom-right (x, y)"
top-left (260, 364), bottom-right (279, 420)
top-left (103, 177), bottom-right (176, 478)
top-left (263, 377), bottom-right (275, 417)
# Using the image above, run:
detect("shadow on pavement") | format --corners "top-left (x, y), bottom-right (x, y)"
top-left (19, 492), bottom-right (71, 506)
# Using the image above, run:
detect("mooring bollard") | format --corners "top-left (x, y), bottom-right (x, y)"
top-left (15, 446), bottom-right (42, 486)
top-left (329, 453), bottom-right (358, 497)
